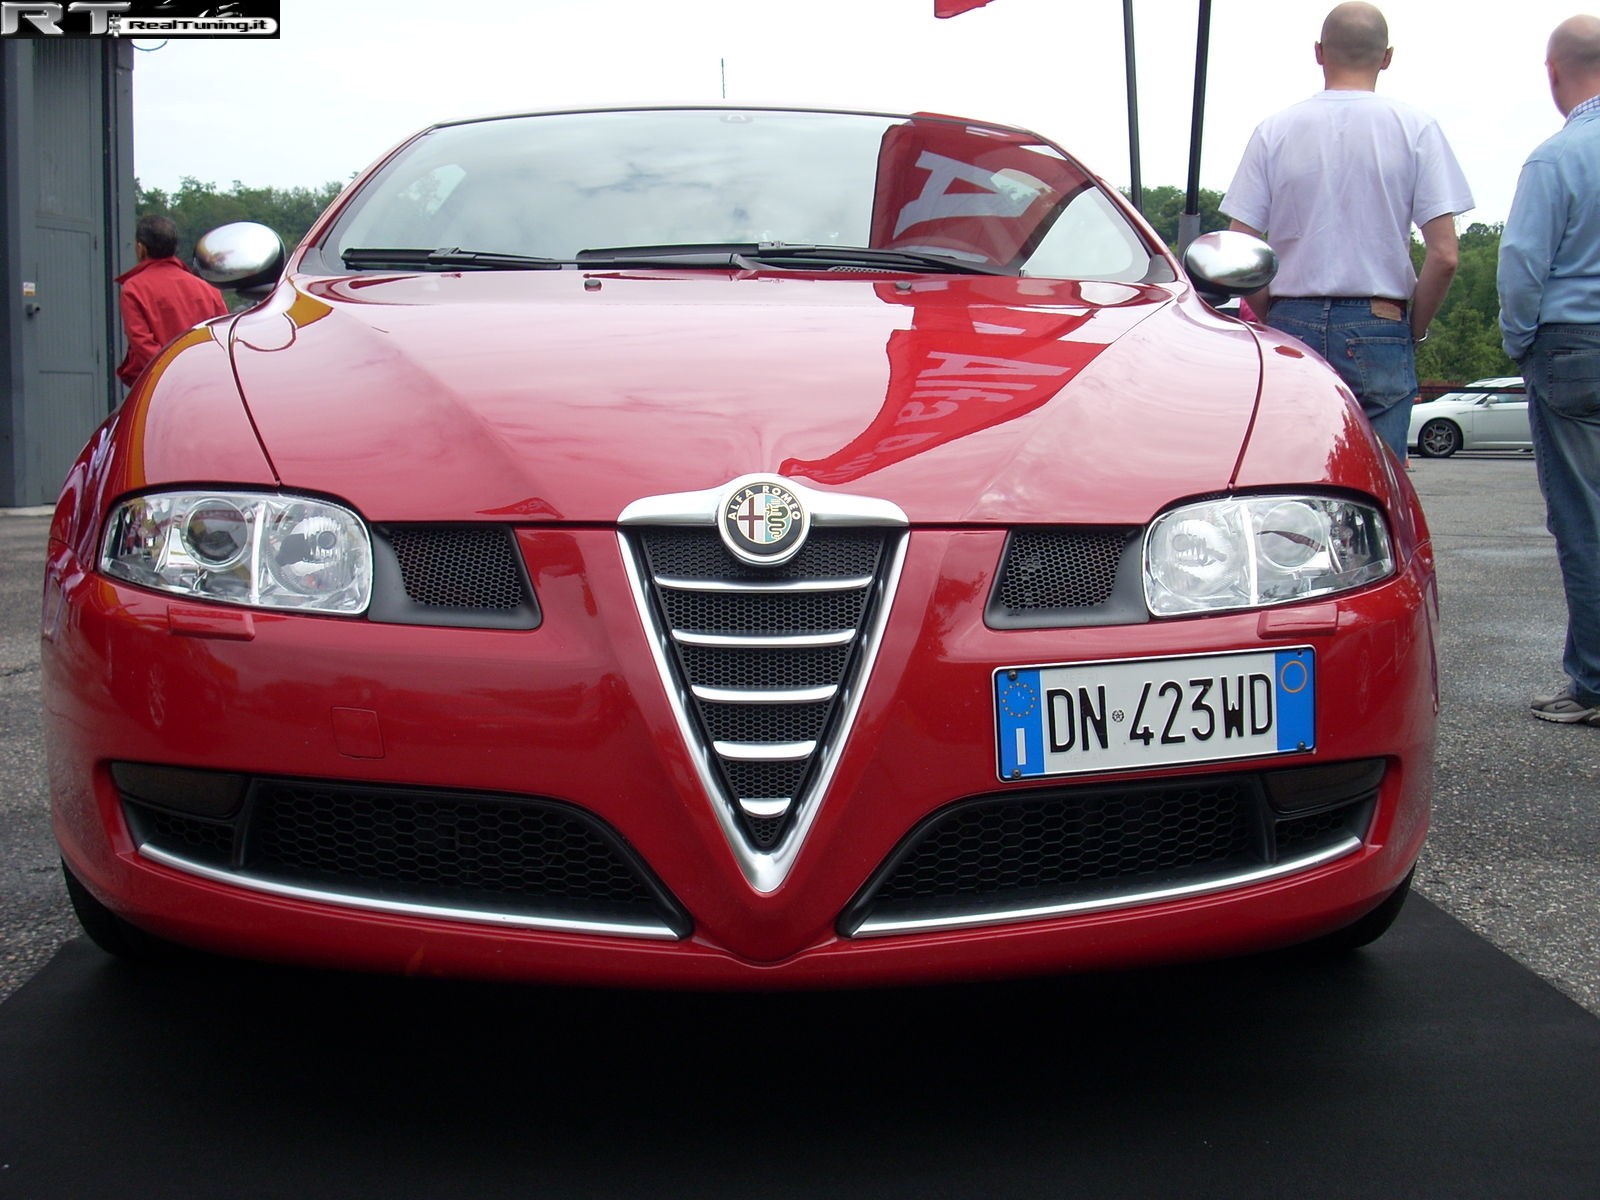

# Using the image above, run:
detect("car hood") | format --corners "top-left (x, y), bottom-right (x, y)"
top-left (225, 270), bottom-right (1265, 524)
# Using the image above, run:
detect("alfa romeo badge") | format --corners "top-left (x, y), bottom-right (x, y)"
top-left (720, 479), bottom-right (808, 566)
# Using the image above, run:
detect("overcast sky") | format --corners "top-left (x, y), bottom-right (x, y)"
top-left (131, 0), bottom-right (1579, 226)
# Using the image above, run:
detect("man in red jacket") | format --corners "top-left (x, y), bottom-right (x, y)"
top-left (115, 215), bottom-right (228, 388)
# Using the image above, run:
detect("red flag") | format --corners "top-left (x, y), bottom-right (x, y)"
top-left (935, 0), bottom-right (994, 16)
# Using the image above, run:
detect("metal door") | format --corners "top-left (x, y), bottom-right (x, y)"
top-left (21, 40), bottom-right (111, 506)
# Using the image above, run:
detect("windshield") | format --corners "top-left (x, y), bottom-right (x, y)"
top-left (319, 108), bottom-right (1161, 282)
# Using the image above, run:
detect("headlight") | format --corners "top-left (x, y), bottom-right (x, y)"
top-left (1144, 495), bottom-right (1393, 616)
top-left (101, 491), bottom-right (372, 615)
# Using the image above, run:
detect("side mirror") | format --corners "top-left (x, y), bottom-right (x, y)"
top-left (1182, 230), bottom-right (1278, 300)
top-left (194, 222), bottom-right (286, 300)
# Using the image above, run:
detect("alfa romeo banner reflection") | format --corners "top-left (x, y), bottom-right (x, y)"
top-left (869, 115), bottom-right (1091, 270)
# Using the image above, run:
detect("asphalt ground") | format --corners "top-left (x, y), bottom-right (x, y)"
top-left (4, 900), bottom-right (1597, 1199)
top-left (0, 507), bottom-right (76, 999)
top-left (1406, 452), bottom-right (1600, 1014)
top-left (0, 452), bottom-right (1596, 1012)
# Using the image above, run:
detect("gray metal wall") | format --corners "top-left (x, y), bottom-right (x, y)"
top-left (0, 39), bottom-right (134, 508)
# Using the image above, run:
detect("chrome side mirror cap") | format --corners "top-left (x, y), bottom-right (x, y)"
top-left (194, 221), bottom-right (286, 297)
top-left (1182, 230), bottom-right (1278, 298)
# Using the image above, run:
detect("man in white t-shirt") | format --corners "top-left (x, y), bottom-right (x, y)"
top-left (1221, 2), bottom-right (1474, 460)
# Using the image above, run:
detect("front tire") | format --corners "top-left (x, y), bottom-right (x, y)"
top-left (1309, 868), bottom-right (1414, 954)
top-left (1418, 418), bottom-right (1463, 458)
top-left (61, 860), bottom-right (182, 962)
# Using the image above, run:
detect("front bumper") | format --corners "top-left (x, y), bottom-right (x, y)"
top-left (43, 527), bottom-right (1436, 988)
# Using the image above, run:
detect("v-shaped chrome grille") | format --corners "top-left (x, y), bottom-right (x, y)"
top-left (642, 527), bottom-right (886, 846)
top-left (619, 477), bottom-right (908, 892)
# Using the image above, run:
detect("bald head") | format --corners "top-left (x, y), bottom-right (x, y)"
top-left (1547, 15), bottom-right (1600, 115)
top-left (1550, 15), bottom-right (1600, 73)
top-left (1321, 2), bottom-right (1391, 70)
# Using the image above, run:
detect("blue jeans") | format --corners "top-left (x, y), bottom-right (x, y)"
top-left (1268, 298), bottom-right (1417, 460)
top-left (1523, 325), bottom-right (1600, 706)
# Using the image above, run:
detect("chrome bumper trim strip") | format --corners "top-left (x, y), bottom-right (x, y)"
top-left (138, 844), bottom-right (683, 941)
top-left (850, 837), bottom-right (1363, 938)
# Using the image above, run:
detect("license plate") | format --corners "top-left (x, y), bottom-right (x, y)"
top-left (995, 648), bottom-right (1315, 779)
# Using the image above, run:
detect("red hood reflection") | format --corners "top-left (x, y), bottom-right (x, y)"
top-left (783, 281), bottom-right (1103, 484)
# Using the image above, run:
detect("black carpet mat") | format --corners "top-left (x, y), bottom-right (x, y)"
top-left (1, 897), bottom-right (1597, 1199)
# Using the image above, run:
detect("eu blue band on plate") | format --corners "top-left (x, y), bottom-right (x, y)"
top-left (1274, 647), bottom-right (1315, 751)
top-left (996, 669), bottom-right (1046, 778)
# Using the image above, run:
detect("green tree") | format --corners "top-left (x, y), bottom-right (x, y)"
top-left (1124, 184), bottom-right (1228, 249)
top-left (1411, 222), bottom-right (1515, 384)
top-left (135, 177), bottom-right (345, 265)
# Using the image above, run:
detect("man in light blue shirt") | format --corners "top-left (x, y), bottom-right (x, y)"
top-left (1498, 14), bottom-right (1600, 726)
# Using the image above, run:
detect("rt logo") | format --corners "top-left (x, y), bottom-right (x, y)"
top-left (1, 3), bottom-right (131, 35)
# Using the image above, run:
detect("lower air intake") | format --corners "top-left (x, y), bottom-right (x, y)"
top-left (840, 764), bottom-right (1379, 936)
top-left (119, 772), bottom-right (689, 937)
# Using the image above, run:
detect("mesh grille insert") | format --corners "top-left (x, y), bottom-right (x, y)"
top-left (662, 589), bottom-right (867, 636)
top-left (996, 528), bottom-right (1133, 611)
top-left (250, 783), bottom-right (652, 911)
top-left (875, 780), bottom-right (1258, 906)
top-left (680, 644), bottom-right (850, 690)
top-left (1275, 804), bottom-right (1366, 856)
top-left (388, 526), bottom-right (526, 610)
top-left (125, 803), bottom-right (235, 866)
top-left (701, 700), bottom-right (833, 745)
top-left (721, 759), bottom-right (810, 803)
top-left (744, 814), bottom-right (787, 848)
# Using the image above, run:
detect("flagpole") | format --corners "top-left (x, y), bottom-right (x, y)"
top-left (1178, 0), bottom-right (1212, 252)
top-left (1122, 0), bottom-right (1142, 216)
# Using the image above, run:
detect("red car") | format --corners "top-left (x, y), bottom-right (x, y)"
top-left (43, 107), bottom-right (1435, 988)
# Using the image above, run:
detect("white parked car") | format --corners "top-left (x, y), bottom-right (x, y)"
top-left (1408, 377), bottom-right (1529, 458)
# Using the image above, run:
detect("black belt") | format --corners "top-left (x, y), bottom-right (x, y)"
top-left (1276, 296), bottom-right (1408, 318)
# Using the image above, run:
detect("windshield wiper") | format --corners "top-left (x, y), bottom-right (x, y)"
top-left (576, 242), bottom-right (1013, 276)
top-left (342, 243), bottom-right (1016, 275)
top-left (575, 244), bottom-right (763, 269)
top-left (747, 243), bottom-right (1015, 276)
top-left (340, 247), bottom-right (566, 271)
